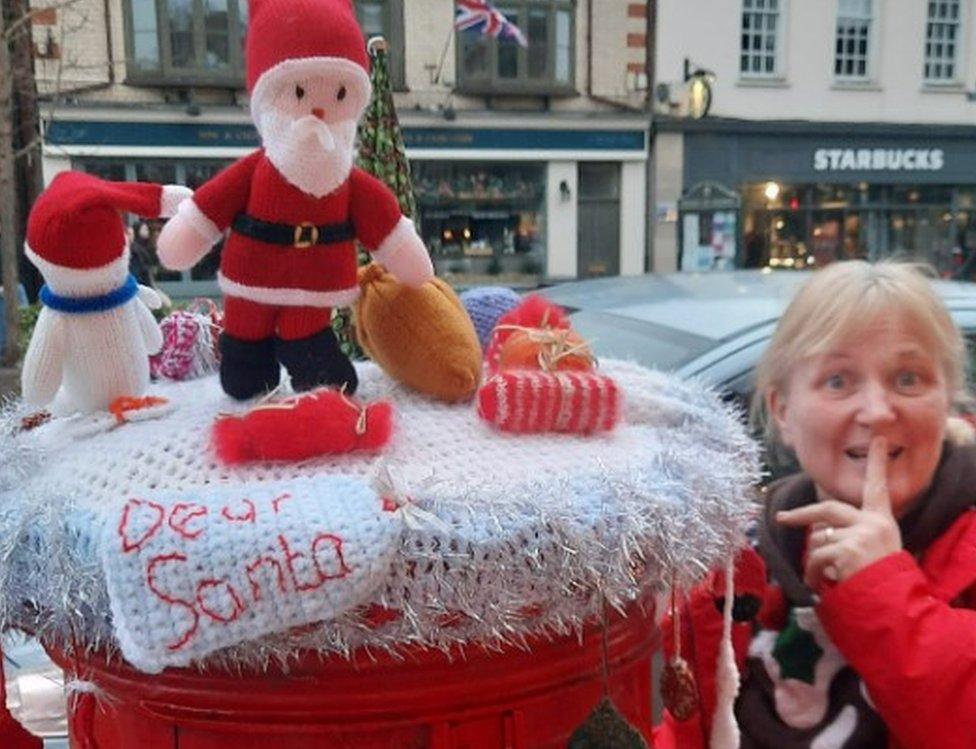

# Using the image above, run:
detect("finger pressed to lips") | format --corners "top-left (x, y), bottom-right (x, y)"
top-left (777, 499), bottom-right (860, 528)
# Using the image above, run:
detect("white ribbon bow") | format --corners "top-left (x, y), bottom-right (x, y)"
top-left (372, 463), bottom-right (451, 534)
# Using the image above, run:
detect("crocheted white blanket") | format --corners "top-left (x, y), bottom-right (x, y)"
top-left (0, 360), bottom-right (759, 673)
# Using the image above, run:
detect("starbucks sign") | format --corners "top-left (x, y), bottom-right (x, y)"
top-left (813, 148), bottom-right (945, 172)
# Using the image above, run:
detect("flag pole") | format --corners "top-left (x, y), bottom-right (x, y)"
top-left (433, 16), bottom-right (455, 86)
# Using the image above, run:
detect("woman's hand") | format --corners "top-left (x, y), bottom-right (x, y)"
top-left (777, 436), bottom-right (903, 589)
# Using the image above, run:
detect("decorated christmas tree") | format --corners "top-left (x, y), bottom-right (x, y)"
top-left (356, 37), bottom-right (417, 219)
top-left (335, 35), bottom-right (421, 358)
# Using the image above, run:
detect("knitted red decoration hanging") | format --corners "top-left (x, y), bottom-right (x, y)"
top-left (212, 388), bottom-right (393, 464)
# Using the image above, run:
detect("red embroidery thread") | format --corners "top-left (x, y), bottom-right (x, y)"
top-left (145, 552), bottom-right (199, 650)
top-left (271, 492), bottom-right (292, 514)
top-left (118, 498), bottom-right (165, 553)
top-left (278, 533), bottom-right (349, 592)
top-left (195, 578), bottom-right (246, 624)
top-left (245, 555), bottom-right (288, 602)
top-left (311, 533), bottom-right (352, 580)
top-left (220, 498), bottom-right (256, 524)
top-left (168, 503), bottom-right (208, 540)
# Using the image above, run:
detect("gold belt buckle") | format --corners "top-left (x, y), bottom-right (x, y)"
top-left (293, 222), bottom-right (319, 249)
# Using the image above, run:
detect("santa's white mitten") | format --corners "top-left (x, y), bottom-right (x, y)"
top-left (374, 217), bottom-right (434, 288)
top-left (157, 199), bottom-right (222, 271)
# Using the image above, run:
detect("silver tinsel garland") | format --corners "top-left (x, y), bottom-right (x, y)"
top-left (0, 361), bottom-right (760, 672)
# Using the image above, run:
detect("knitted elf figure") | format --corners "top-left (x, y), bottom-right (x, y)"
top-left (157, 0), bottom-right (433, 400)
top-left (21, 172), bottom-right (190, 415)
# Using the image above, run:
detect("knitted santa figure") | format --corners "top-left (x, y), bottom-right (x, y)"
top-left (21, 171), bottom-right (190, 415)
top-left (156, 0), bottom-right (434, 400)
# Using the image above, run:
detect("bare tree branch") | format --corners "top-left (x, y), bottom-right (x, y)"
top-left (13, 135), bottom-right (42, 162)
top-left (2, 0), bottom-right (86, 43)
top-left (1, 7), bottom-right (23, 367)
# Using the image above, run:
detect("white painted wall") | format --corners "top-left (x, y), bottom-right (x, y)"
top-left (546, 161), bottom-right (578, 279)
top-left (44, 0), bottom-right (648, 113)
top-left (619, 160), bottom-right (647, 275)
top-left (41, 153), bottom-right (72, 184)
top-left (657, 0), bottom-right (976, 124)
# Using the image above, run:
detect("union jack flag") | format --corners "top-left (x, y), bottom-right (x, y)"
top-left (454, 0), bottom-right (528, 47)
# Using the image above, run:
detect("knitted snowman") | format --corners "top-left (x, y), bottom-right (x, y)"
top-left (156, 0), bottom-right (433, 401)
top-left (22, 172), bottom-right (191, 415)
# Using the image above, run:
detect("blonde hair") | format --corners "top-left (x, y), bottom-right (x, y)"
top-left (752, 260), bottom-right (967, 445)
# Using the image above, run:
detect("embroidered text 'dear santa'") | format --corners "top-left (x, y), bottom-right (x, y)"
top-left (156, 0), bottom-right (433, 401)
top-left (22, 172), bottom-right (190, 415)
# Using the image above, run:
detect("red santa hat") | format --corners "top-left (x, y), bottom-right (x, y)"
top-left (26, 171), bottom-right (187, 272)
top-left (246, 0), bottom-right (371, 120)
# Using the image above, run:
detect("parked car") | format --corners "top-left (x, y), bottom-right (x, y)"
top-left (540, 269), bottom-right (976, 410)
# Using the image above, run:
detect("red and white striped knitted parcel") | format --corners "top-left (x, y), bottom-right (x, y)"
top-left (0, 359), bottom-right (759, 672)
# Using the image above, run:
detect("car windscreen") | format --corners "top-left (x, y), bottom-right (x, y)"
top-left (566, 309), bottom-right (716, 371)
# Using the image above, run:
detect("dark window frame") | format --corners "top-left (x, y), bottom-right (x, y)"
top-left (121, 0), bottom-right (407, 90)
top-left (354, 0), bottom-right (407, 91)
top-left (455, 0), bottom-right (577, 97)
top-left (122, 0), bottom-right (247, 87)
top-left (739, 0), bottom-right (782, 79)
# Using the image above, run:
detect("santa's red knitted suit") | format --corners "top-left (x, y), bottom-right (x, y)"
top-left (156, 0), bottom-right (432, 400)
top-left (191, 154), bottom-right (404, 337)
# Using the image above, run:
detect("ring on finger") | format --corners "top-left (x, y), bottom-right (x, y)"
top-left (823, 526), bottom-right (835, 543)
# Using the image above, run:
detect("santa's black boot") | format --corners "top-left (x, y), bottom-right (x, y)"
top-left (219, 333), bottom-right (281, 400)
top-left (276, 328), bottom-right (358, 394)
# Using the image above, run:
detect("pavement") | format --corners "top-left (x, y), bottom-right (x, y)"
top-left (2, 635), bottom-right (67, 748)
top-left (0, 366), bottom-right (19, 401)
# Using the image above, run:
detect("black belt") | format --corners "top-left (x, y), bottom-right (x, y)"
top-left (231, 214), bottom-right (356, 249)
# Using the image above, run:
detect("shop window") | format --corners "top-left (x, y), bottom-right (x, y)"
top-left (354, 0), bottom-right (406, 89)
top-left (924, 0), bottom-right (961, 82)
top-left (413, 161), bottom-right (546, 285)
top-left (741, 181), bottom-right (964, 274)
top-left (739, 0), bottom-right (783, 78)
top-left (834, 0), bottom-right (873, 80)
top-left (123, 0), bottom-right (247, 86)
top-left (74, 158), bottom-right (232, 297)
top-left (457, 1), bottom-right (575, 96)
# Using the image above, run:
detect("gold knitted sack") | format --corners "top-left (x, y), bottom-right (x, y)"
top-left (354, 263), bottom-right (482, 402)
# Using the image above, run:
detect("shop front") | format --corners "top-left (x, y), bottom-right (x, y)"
top-left (671, 120), bottom-right (976, 276)
top-left (41, 112), bottom-right (648, 298)
top-left (411, 160), bottom-right (547, 283)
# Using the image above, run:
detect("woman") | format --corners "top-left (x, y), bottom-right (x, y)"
top-left (656, 261), bottom-right (976, 749)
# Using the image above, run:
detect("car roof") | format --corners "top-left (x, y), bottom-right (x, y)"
top-left (542, 270), bottom-right (976, 344)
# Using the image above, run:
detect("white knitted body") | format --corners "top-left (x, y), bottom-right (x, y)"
top-left (22, 298), bottom-right (162, 415)
top-left (3, 359), bottom-right (760, 671)
top-left (22, 246), bottom-right (164, 415)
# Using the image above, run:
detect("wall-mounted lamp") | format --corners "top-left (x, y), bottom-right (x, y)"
top-left (559, 180), bottom-right (572, 202)
top-left (683, 58), bottom-right (716, 119)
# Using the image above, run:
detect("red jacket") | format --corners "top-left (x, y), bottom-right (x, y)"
top-left (655, 508), bottom-right (976, 749)
top-left (192, 150), bottom-right (403, 308)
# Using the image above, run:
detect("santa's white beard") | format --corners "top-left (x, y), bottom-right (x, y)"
top-left (259, 112), bottom-right (357, 198)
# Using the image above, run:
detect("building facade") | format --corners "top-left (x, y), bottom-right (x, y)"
top-left (29, 0), bottom-right (653, 297)
top-left (653, 0), bottom-right (976, 276)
